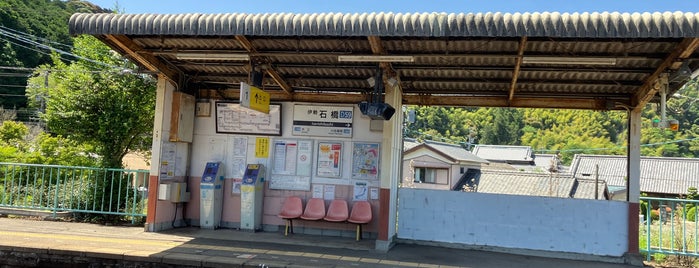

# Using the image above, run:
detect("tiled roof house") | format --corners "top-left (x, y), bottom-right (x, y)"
top-left (456, 170), bottom-right (608, 199)
top-left (569, 154), bottom-right (699, 197)
top-left (402, 139), bottom-right (488, 190)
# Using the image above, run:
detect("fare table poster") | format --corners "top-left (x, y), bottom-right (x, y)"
top-left (269, 139), bottom-right (313, 191)
top-left (316, 142), bottom-right (343, 178)
top-left (351, 142), bottom-right (380, 180)
top-left (215, 102), bottom-right (281, 135)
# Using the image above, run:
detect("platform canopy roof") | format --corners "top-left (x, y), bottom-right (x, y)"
top-left (69, 11), bottom-right (699, 110)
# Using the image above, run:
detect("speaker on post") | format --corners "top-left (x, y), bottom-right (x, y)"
top-left (358, 101), bottom-right (395, 120)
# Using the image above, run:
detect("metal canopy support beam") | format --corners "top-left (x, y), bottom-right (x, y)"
top-left (632, 38), bottom-right (699, 111)
top-left (402, 95), bottom-right (622, 110)
top-left (234, 35), bottom-right (294, 96)
top-left (508, 36), bottom-right (527, 104)
top-left (626, 108), bottom-right (642, 254)
top-left (201, 89), bottom-right (628, 109)
top-left (104, 34), bottom-right (179, 85)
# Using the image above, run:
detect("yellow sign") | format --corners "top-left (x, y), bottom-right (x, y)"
top-left (240, 82), bottom-right (270, 114)
top-left (255, 137), bottom-right (269, 158)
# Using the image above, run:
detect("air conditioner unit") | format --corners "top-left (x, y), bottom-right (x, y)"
top-left (359, 101), bottom-right (396, 120)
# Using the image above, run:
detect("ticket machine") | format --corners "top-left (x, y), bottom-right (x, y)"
top-left (200, 162), bottom-right (224, 229)
top-left (240, 164), bottom-right (265, 231)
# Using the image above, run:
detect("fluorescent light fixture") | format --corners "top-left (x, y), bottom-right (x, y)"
top-left (522, 56), bottom-right (617, 66)
top-left (338, 55), bottom-right (415, 63)
top-left (175, 53), bottom-right (250, 61)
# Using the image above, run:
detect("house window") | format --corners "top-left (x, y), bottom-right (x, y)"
top-left (414, 167), bottom-right (448, 184)
top-left (460, 167), bottom-right (465, 174)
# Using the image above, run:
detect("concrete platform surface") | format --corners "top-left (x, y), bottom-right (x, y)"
top-left (0, 218), bottom-right (645, 267)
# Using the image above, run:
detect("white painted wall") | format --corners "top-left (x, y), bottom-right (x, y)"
top-left (189, 101), bottom-right (382, 182)
top-left (397, 188), bottom-right (628, 257)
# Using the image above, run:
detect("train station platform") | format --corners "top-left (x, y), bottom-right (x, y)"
top-left (0, 217), bottom-right (644, 267)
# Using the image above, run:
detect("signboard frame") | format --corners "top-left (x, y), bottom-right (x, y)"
top-left (215, 102), bottom-right (282, 136)
top-left (292, 104), bottom-right (353, 138)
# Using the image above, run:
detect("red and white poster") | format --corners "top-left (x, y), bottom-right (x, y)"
top-left (317, 142), bottom-right (342, 178)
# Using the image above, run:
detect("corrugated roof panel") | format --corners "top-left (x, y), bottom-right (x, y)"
top-left (383, 39), bottom-right (519, 53)
top-left (70, 12), bottom-right (699, 38)
top-left (251, 38), bottom-right (370, 52)
top-left (519, 70), bottom-right (644, 82)
top-left (400, 69), bottom-right (512, 80)
top-left (285, 78), bottom-right (367, 89)
top-left (177, 64), bottom-right (247, 74)
top-left (133, 37), bottom-right (242, 50)
top-left (409, 81), bottom-right (510, 92)
top-left (412, 56), bottom-right (517, 66)
top-left (516, 83), bottom-right (636, 94)
top-left (278, 66), bottom-right (373, 78)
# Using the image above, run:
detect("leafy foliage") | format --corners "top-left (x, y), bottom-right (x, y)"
top-left (26, 36), bottom-right (156, 168)
top-left (0, 120), bottom-right (98, 166)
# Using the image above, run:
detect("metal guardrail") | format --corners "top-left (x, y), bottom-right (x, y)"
top-left (0, 162), bottom-right (149, 224)
top-left (640, 196), bottom-right (699, 261)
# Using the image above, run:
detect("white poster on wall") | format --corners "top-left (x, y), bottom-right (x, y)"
top-left (324, 185), bottom-right (335, 200)
top-left (296, 140), bottom-right (313, 176)
top-left (312, 184), bottom-right (323, 199)
top-left (159, 142), bottom-right (176, 180)
top-left (227, 136), bottom-right (248, 179)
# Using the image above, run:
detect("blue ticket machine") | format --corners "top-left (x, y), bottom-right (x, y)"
top-left (200, 162), bottom-right (224, 229)
top-left (241, 164), bottom-right (265, 231)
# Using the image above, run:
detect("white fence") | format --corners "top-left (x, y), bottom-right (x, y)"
top-left (397, 188), bottom-right (629, 257)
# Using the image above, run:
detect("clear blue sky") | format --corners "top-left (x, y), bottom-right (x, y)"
top-left (87, 0), bottom-right (699, 14)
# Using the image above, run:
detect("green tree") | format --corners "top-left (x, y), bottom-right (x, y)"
top-left (26, 35), bottom-right (156, 168)
top-left (479, 108), bottom-right (523, 145)
top-left (0, 120), bottom-right (27, 143)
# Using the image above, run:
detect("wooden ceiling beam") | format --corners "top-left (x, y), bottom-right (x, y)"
top-left (198, 88), bottom-right (622, 110)
top-left (234, 35), bottom-right (294, 96)
top-left (632, 37), bottom-right (699, 111)
top-left (200, 89), bottom-right (367, 104)
top-left (103, 34), bottom-right (179, 85)
top-left (508, 36), bottom-right (527, 104)
top-left (367, 36), bottom-right (395, 77)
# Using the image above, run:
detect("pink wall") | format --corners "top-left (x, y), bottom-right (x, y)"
top-left (173, 179), bottom-right (378, 233)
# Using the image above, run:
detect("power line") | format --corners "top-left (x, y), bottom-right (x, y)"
top-left (0, 27), bottom-right (125, 70)
top-left (0, 26), bottom-right (73, 50)
top-left (0, 93), bottom-right (26, 97)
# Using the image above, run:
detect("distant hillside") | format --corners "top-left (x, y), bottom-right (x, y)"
top-left (0, 0), bottom-right (109, 109)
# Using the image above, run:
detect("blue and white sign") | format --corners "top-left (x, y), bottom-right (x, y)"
top-left (292, 104), bottom-right (353, 138)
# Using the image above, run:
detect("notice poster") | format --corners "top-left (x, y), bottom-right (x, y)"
top-left (228, 136), bottom-right (247, 179)
top-left (353, 181), bottom-right (368, 201)
top-left (312, 184), bottom-right (324, 198)
top-left (317, 142), bottom-right (342, 178)
top-left (269, 139), bottom-right (314, 191)
top-left (324, 185), bottom-right (335, 200)
top-left (296, 140), bottom-right (313, 176)
top-left (351, 142), bottom-right (380, 180)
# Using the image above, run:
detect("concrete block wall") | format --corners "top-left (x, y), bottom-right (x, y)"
top-left (397, 188), bottom-right (628, 257)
